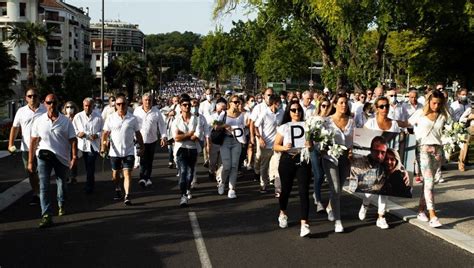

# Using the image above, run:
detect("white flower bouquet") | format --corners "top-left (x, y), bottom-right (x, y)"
top-left (441, 121), bottom-right (469, 156)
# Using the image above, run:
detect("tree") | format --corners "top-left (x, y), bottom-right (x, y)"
top-left (0, 43), bottom-right (19, 103)
top-left (8, 22), bottom-right (50, 87)
top-left (105, 52), bottom-right (146, 98)
top-left (62, 61), bottom-right (95, 105)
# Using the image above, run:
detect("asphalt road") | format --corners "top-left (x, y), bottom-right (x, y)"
top-left (0, 147), bottom-right (473, 267)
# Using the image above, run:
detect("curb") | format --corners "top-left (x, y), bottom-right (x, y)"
top-left (346, 190), bottom-right (474, 254)
top-left (0, 178), bottom-right (31, 211)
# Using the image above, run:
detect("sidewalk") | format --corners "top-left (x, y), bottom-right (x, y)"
top-left (347, 162), bottom-right (474, 253)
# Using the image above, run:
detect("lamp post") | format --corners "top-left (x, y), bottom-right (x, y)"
top-left (100, 0), bottom-right (105, 101)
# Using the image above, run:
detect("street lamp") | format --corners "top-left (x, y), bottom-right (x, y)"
top-left (100, 0), bottom-right (105, 101)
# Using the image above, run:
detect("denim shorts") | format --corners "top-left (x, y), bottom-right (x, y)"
top-left (110, 155), bottom-right (135, 170)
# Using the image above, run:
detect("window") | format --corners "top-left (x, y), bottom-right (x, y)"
top-left (96, 66), bottom-right (100, 72)
top-left (19, 2), bottom-right (26, 16)
top-left (20, 53), bottom-right (27, 69)
top-left (0, 2), bottom-right (7, 16)
top-left (0, 27), bottom-right (7, 42)
top-left (96, 55), bottom-right (100, 61)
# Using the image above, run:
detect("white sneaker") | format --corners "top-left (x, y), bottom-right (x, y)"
top-left (278, 214), bottom-right (288, 228)
top-left (376, 217), bottom-right (389, 229)
top-left (138, 179), bottom-right (146, 188)
top-left (228, 189), bottom-right (237, 199)
top-left (179, 195), bottom-right (188, 207)
top-left (145, 179), bottom-right (153, 187)
top-left (186, 190), bottom-right (192, 200)
top-left (435, 178), bottom-right (445, 184)
top-left (417, 212), bottom-right (429, 222)
top-left (334, 220), bottom-right (344, 233)
top-left (326, 207), bottom-right (335, 222)
top-left (312, 192), bottom-right (317, 205)
top-left (300, 224), bottom-right (311, 237)
top-left (358, 204), bottom-right (368, 221)
top-left (190, 181), bottom-right (197, 189)
top-left (316, 202), bottom-right (325, 213)
top-left (429, 217), bottom-right (442, 228)
top-left (217, 183), bottom-right (225, 195)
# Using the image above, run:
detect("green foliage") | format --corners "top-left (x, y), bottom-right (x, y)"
top-left (104, 52), bottom-right (146, 98)
top-left (62, 61), bottom-right (95, 105)
top-left (0, 43), bottom-right (19, 103)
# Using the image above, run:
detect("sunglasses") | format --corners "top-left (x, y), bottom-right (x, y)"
top-left (231, 101), bottom-right (241, 105)
top-left (27, 94), bottom-right (38, 98)
top-left (66, 106), bottom-right (73, 108)
top-left (367, 93), bottom-right (373, 95)
top-left (290, 108), bottom-right (300, 113)
top-left (116, 103), bottom-right (125, 106)
top-left (45, 101), bottom-right (57, 105)
top-left (377, 104), bottom-right (390, 110)
top-left (388, 95), bottom-right (395, 97)
top-left (321, 104), bottom-right (328, 108)
top-left (181, 103), bottom-right (190, 107)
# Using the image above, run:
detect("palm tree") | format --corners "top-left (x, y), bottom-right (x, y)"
top-left (9, 22), bottom-right (50, 87)
top-left (114, 52), bottom-right (146, 98)
top-left (0, 43), bottom-right (20, 102)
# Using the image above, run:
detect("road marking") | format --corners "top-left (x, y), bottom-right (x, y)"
top-left (188, 212), bottom-right (212, 268)
top-left (0, 178), bottom-right (30, 211)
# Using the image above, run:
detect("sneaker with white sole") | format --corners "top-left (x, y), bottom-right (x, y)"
top-left (278, 214), bottom-right (288, 228)
top-left (217, 183), bottom-right (225, 195)
top-left (358, 204), bottom-right (368, 221)
top-left (138, 179), bottom-right (146, 188)
top-left (326, 207), bottom-right (335, 222)
top-left (146, 179), bottom-right (153, 187)
top-left (312, 192), bottom-right (318, 205)
top-left (376, 217), bottom-right (389, 229)
top-left (316, 202), bottom-right (325, 213)
top-left (228, 189), bottom-right (237, 199)
top-left (429, 217), bottom-right (442, 228)
top-left (300, 224), bottom-right (311, 237)
top-left (179, 195), bottom-right (188, 207)
top-left (186, 190), bottom-right (192, 200)
top-left (417, 212), bottom-right (429, 222)
top-left (335, 220), bottom-right (344, 233)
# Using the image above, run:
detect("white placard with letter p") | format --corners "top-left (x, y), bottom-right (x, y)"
top-left (287, 122), bottom-right (305, 148)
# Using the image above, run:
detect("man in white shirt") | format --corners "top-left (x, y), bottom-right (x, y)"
top-left (450, 88), bottom-right (469, 122)
top-left (133, 93), bottom-right (167, 188)
top-left (300, 90), bottom-right (316, 120)
top-left (163, 96), bottom-right (181, 168)
top-left (386, 88), bottom-right (409, 128)
top-left (458, 107), bottom-right (474, 171)
top-left (29, 94), bottom-right (77, 228)
top-left (101, 95), bottom-right (145, 206)
top-left (101, 96), bottom-right (116, 122)
top-left (207, 98), bottom-right (227, 181)
top-left (404, 89), bottom-right (423, 117)
top-left (198, 88), bottom-right (215, 167)
top-left (8, 87), bottom-right (46, 205)
top-left (73, 97), bottom-right (103, 194)
top-left (254, 95), bottom-right (284, 192)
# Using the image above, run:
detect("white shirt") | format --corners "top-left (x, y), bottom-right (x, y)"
top-left (12, 104), bottom-right (46, 151)
top-left (403, 102), bottom-right (423, 117)
top-left (72, 111), bottom-right (103, 153)
top-left (198, 100), bottom-right (215, 122)
top-left (254, 106), bottom-right (284, 149)
top-left (277, 122), bottom-right (307, 154)
top-left (172, 114), bottom-right (201, 151)
top-left (134, 106), bottom-right (167, 144)
top-left (225, 113), bottom-right (246, 144)
top-left (388, 104), bottom-right (409, 122)
top-left (408, 110), bottom-right (447, 145)
top-left (326, 117), bottom-right (355, 148)
top-left (103, 112), bottom-right (140, 157)
top-left (250, 102), bottom-right (270, 121)
top-left (450, 101), bottom-right (469, 122)
top-left (101, 105), bottom-right (115, 122)
top-left (301, 102), bottom-right (316, 120)
top-left (364, 118), bottom-right (401, 133)
top-left (459, 108), bottom-right (474, 127)
top-left (31, 113), bottom-right (76, 167)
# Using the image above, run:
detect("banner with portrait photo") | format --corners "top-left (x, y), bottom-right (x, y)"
top-left (345, 128), bottom-right (416, 198)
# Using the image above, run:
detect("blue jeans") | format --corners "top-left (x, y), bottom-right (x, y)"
top-left (219, 136), bottom-right (242, 190)
top-left (83, 149), bottom-right (98, 192)
top-left (38, 157), bottom-right (69, 217)
top-left (176, 148), bottom-right (198, 195)
top-left (310, 149), bottom-right (324, 202)
top-left (140, 142), bottom-right (157, 181)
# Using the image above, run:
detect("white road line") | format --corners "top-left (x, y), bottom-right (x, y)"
top-left (188, 212), bottom-right (212, 268)
top-left (0, 178), bottom-right (31, 211)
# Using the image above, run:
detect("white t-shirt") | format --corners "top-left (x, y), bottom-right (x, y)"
top-left (276, 122), bottom-right (307, 154)
top-left (403, 102), bottom-right (423, 117)
top-left (172, 114), bottom-right (201, 151)
top-left (254, 106), bottom-right (284, 149)
top-left (31, 113), bottom-right (76, 167)
top-left (459, 108), bottom-right (474, 127)
top-left (133, 106), bottom-right (167, 144)
top-left (364, 118), bottom-right (401, 133)
top-left (225, 113), bottom-right (246, 144)
top-left (250, 102), bottom-right (270, 121)
top-left (72, 111), bottom-right (103, 153)
top-left (12, 104), bottom-right (46, 151)
top-left (101, 105), bottom-right (115, 122)
top-left (408, 110), bottom-right (447, 145)
top-left (326, 117), bottom-right (355, 148)
top-left (103, 112), bottom-right (140, 157)
top-left (388, 104), bottom-right (409, 122)
top-left (301, 103), bottom-right (316, 120)
top-left (198, 100), bottom-right (215, 123)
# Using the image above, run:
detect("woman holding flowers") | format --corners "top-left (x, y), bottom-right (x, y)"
top-left (273, 100), bottom-right (313, 237)
top-left (408, 90), bottom-right (448, 228)
top-left (321, 93), bottom-right (354, 233)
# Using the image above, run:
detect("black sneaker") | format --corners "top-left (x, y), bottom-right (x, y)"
top-left (114, 189), bottom-right (123, 200)
top-left (138, 179), bottom-right (146, 189)
top-left (259, 186), bottom-right (267, 194)
top-left (124, 195), bottom-right (132, 206)
top-left (38, 215), bottom-right (53, 228)
top-left (168, 162), bottom-right (174, 169)
top-left (29, 195), bottom-right (40, 206)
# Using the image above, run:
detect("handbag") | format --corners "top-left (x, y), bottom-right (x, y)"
top-left (210, 112), bottom-right (227, 145)
top-left (38, 149), bottom-right (56, 161)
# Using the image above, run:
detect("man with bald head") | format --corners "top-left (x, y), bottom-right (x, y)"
top-left (73, 97), bottom-right (104, 194)
top-left (29, 94), bottom-right (78, 228)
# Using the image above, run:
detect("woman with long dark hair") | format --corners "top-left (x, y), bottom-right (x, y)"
top-left (273, 100), bottom-right (313, 237)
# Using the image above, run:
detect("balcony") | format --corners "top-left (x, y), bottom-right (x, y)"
top-left (42, 14), bottom-right (65, 23)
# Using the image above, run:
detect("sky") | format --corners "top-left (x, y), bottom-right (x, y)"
top-left (66, 0), bottom-right (257, 35)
